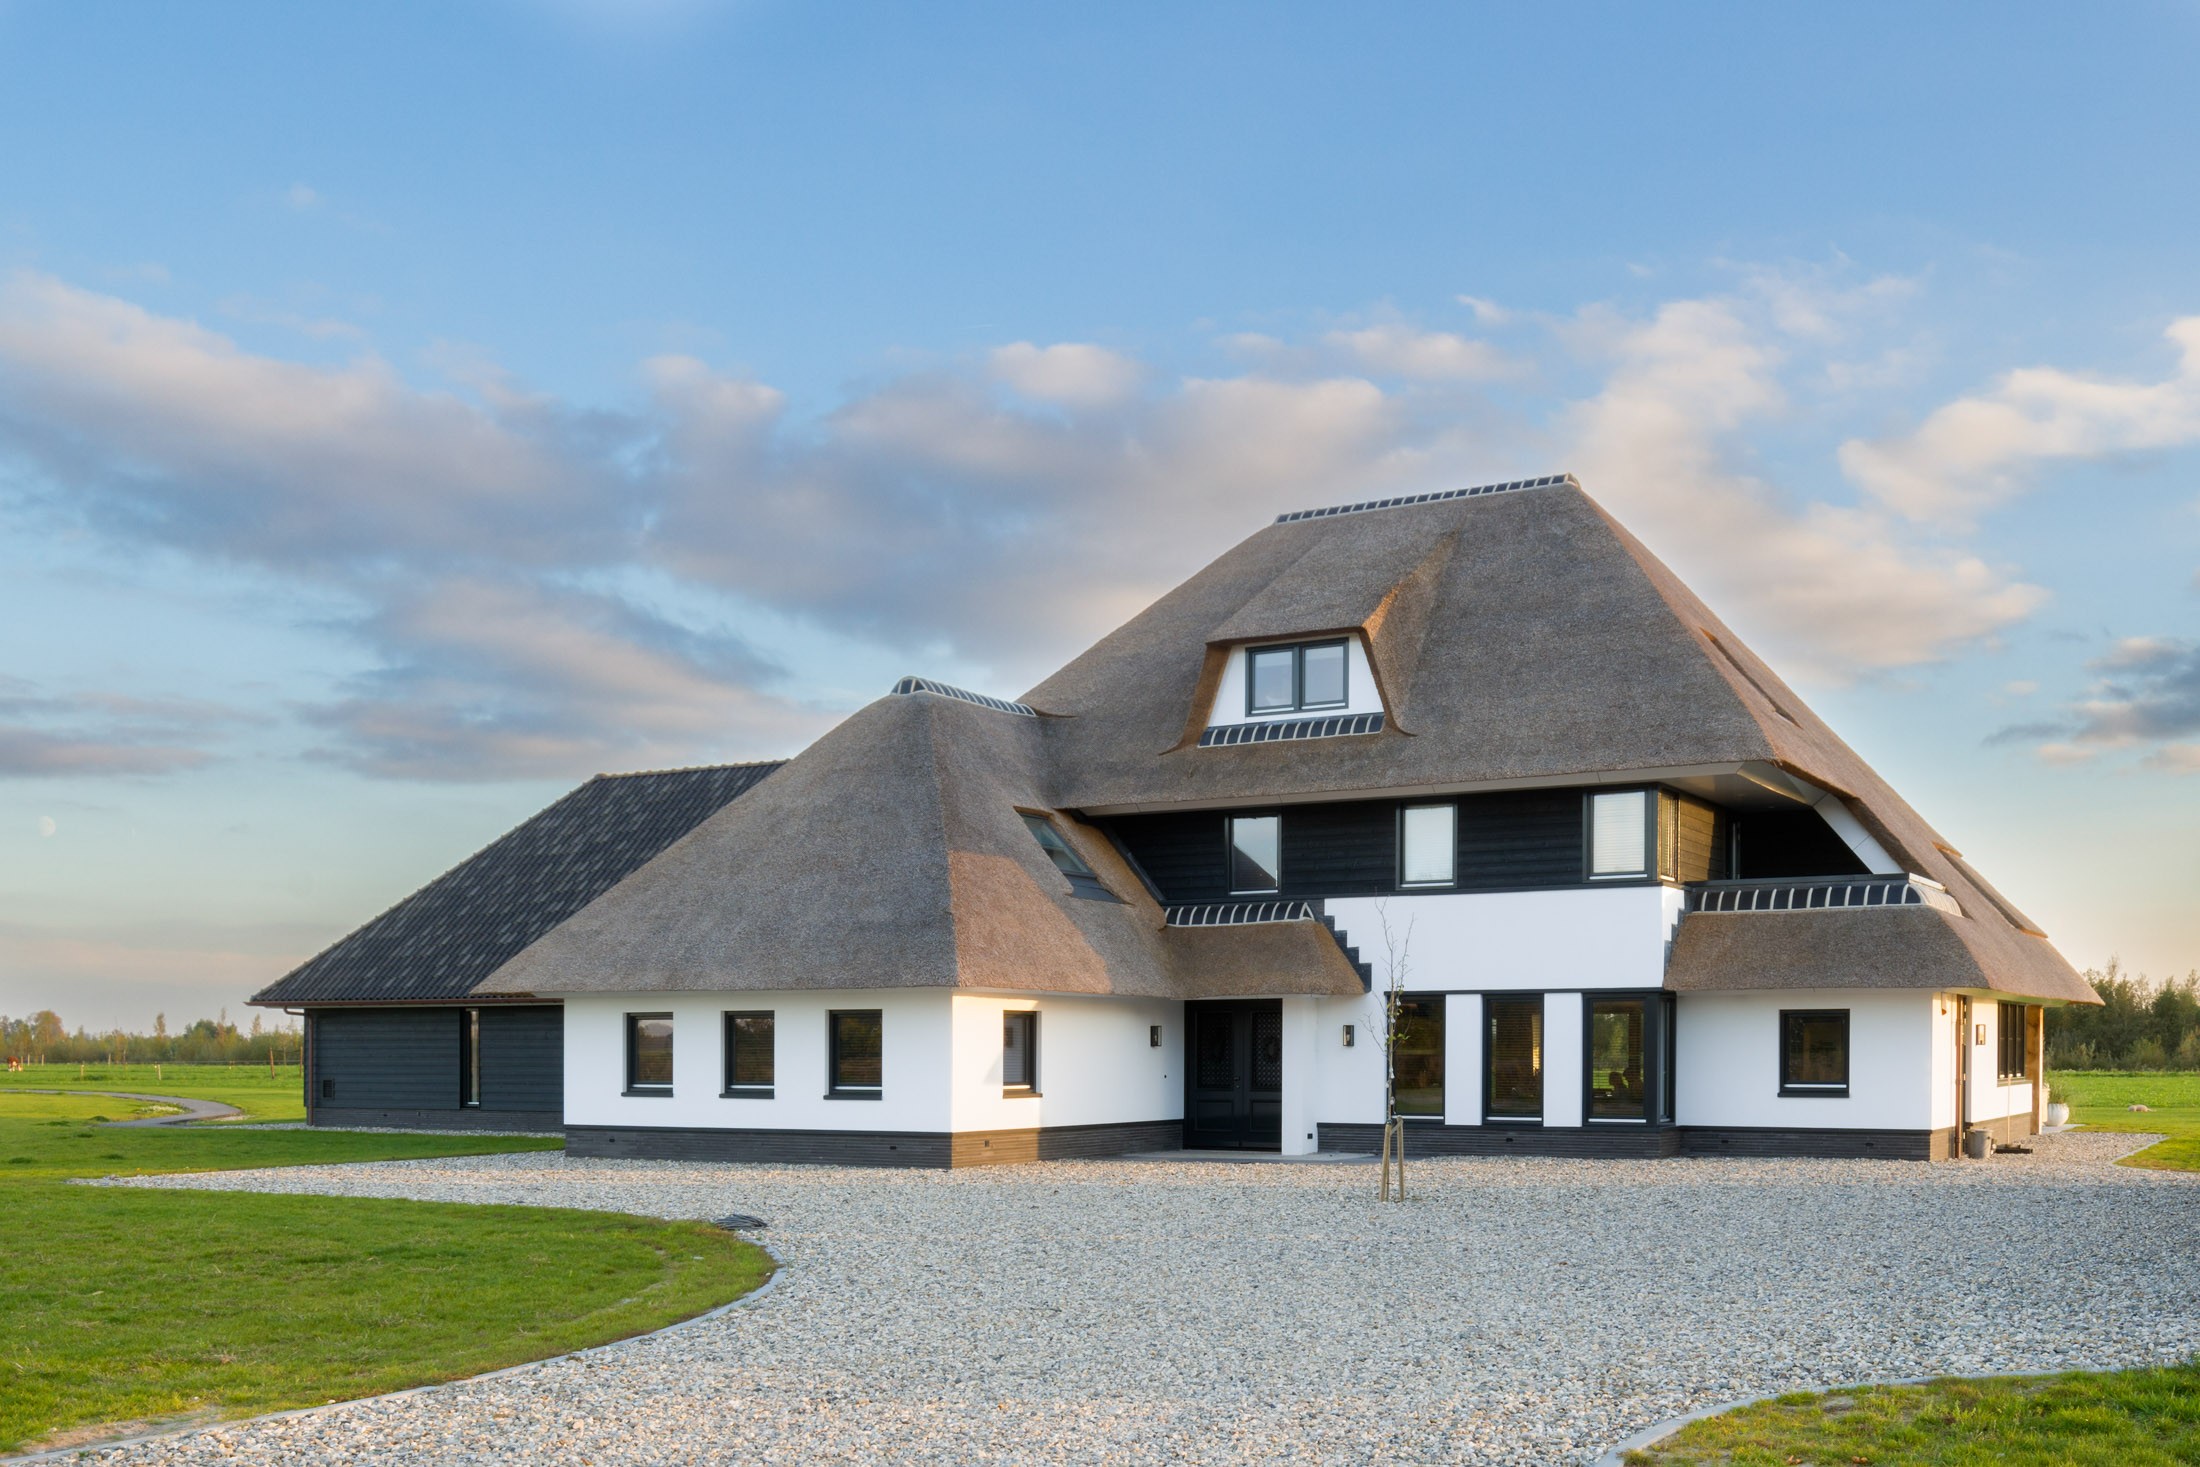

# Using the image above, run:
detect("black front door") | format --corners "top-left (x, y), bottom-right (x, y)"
top-left (1184, 1000), bottom-right (1282, 1150)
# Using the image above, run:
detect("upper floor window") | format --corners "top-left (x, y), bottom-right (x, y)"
top-left (1229, 813), bottom-right (1281, 893)
top-left (1399, 803), bottom-right (1456, 887)
top-left (1247, 639), bottom-right (1349, 716)
top-left (1019, 812), bottom-right (1116, 902)
top-left (1588, 789), bottom-right (1651, 879)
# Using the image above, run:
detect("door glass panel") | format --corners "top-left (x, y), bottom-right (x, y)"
top-left (1486, 996), bottom-right (1543, 1119)
top-left (1299, 642), bottom-right (1347, 707)
top-left (1588, 999), bottom-right (1646, 1120)
top-left (1229, 814), bottom-right (1281, 893)
top-left (1392, 997), bottom-right (1444, 1115)
top-left (1250, 1008), bottom-right (1283, 1092)
top-left (1196, 1011), bottom-right (1237, 1089)
top-left (1249, 647), bottom-right (1297, 712)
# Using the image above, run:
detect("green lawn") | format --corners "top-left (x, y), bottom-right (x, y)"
top-left (0, 1061), bottom-right (308, 1120)
top-left (2050, 1070), bottom-right (2200, 1172)
top-left (1625, 1361), bottom-right (2200, 1466)
top-left (1, 1091), bottom-right (772, 1454)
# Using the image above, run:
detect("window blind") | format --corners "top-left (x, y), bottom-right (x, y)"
top-left (1590, 790), bottom-right (1650, 877)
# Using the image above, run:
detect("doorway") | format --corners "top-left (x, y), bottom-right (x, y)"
top-left (1184, 1000), bottom-right (1282, 1150)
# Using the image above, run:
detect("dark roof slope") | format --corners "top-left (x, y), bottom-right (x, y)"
top-left (252, 762), bottom-right (783, 1005)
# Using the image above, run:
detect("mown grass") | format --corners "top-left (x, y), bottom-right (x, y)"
top-left (0, 1061), bottom-right (308, 1121)
top-left (1, 1092), bottom-right (771, 1454)
top-left (1624, 1361), bottom-right (2200, 1466)
top-left (2049, 1070), bottom-right (2200, 1172)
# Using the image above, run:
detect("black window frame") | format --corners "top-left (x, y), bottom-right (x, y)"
top-left (1583, 991), bottom-right (1675, 1125)
top-left (460, 1006), bottom-right (481, 1108)
top-left (1396, 801), bottom-right (1459, 889)
top-left (1018, 811), bottom-right (1118, 903)
top-left (1390, 994), bottom-right (1445, 1118)
top-left (1002, 1009), bottom-right (1039, 1096)
top-left (1778, 1008), bottom-right (1850, 1098)
top-left (1226, 811), bottom-right (1283, 894)
top-left (1244, 638), bottom-right (1351, 717)
top-left (1483, 993), bottom-right (1546, 1124)
top-left (826, 1008), bottom-right (884, 1099)
top-left (722, 1010), bottom-right (776, 1098)
top-left (1996, 1001), bottom-right (2030, 1083)
top-left (624, 1011), bottom-right (674, 1096)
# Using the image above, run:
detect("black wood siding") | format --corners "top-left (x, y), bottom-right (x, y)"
top-left (1456, 789), bottom-right (1586, 891)
top-left (1733, 809), bottom-right (1869, 879)
top-left (313, 1007), bottom-right (461, 1110)
top-left (312, 1004), bottom-right (563, 1115)
top-left (479, 1005), bottom-right (563, 1113)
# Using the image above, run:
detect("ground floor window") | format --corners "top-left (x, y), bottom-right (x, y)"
top-left (1779, 1009), bottom-right (1849, 1097)
top-left (1392, 997), bottom-right (1444, 1116)
top-left (461, 1007), bottom-right (481, 1107)
top-left (625, 1013), bottom-right (673, 1094)
top-left (1003, 1010), bottom-right (1038, 1094)
top-left (829, 1009), bottom-right (883, 1097)
top-left (1587, 997), bottom-right (1644, 1120)
top-left (1486, 995), bottom-right (1544, 1121)
top-left (723, 1011), bottom-right (774, 1096)
top-left (1996, 1001), bottom-right (2030, 1082)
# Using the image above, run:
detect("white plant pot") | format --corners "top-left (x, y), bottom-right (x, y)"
top-left (2046, 1102), bottom-right (2070, 1128)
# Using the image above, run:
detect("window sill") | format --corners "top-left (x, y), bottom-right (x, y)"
top-left (721, 1087), bottom-right (775, 1099)
top-left (823, 1090), bottom-right (882, 1101)
top-left (622, 1087), bottom-right (673, 1098)
top-left (1001, 1087), bottom-right (1042, 1099)
top-left (1483, 1116), bottom-right (1544, 1127)
top-left (1396, 883), bottom-right (1456, 892)
top-left (1777, 1087), bottom-right (1850, 1099)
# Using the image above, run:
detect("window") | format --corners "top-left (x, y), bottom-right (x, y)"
top-left (625, 1013), bottom-right (673, 1094)
top-left (1587, 998), bottom-right (1646, 1121)
top-left (1486, 995), bottom-right (1544, 1121)
top-left (1997, 1002), bottom-right (2030, 1082)
top-left (1391, 997), bottom-right (1444, 1116)
top-left (1399, 803), bottom-right (1457, 887)
top-left (1003, 1010), bottom-right (1038, 1094)
top-left (1589, 790), bottom-right (1651, 879)
top-left (1228, 813), bottom-right (1281, 893)
top-left (1019, 813), bottom-right (1115, 902)
top-left (461, 1007), bottom-right (481, 1107)
top-left (1779, 1010), bottom-right (1849, 1097)
top-left (1246, 639), bottom-right (1349, 715)
top-left (723, 1011), bottom-right (775, 1096)
top-left (828, 1009), bottom-right (883, 1097)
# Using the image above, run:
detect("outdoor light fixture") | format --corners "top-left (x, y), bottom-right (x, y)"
top-left (1149, 1025), bottom-right (1162, 1048)
top-left (1975, 1023), bottom-right (1988, 1045)
top-left (1342, 1024), bottom-right (1355, 1047)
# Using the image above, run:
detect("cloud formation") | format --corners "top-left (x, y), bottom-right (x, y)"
top-left (1989, 635), bottom-right (2200, 772)
top-left (0, 679), bottom-right (241, 777)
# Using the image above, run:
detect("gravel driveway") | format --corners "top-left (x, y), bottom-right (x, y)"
top-left (90, 1132), bottom-right (2200, 1466)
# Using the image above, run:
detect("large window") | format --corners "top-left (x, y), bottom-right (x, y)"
top-left (1003, 1010), bottom-right (1038, 1094)
top-left (1399, 803), bottom-right (1457, 887)
top-left (1485, 995), bottom-right (1544, 1121)
top-left (1997, 1001), bottom-right (2030, 1082)
top-left (1588, 790), bottom-right (1651, 879)
top-left (723, 1011), bottom-right (774, 1097)
top-left (1246, 639), bottom-right (1349, 715)
top-left (1019, 813), bottom-right (1114, 902)
top-left (1587, 998), bottom-right (1646, 1121)
top-left (828, 1009), bottom-right (883, 1097)
top-left (1228, 813), bottom-right (1281, 893)
top-left (625, 1012), bottom-right (673, 1095)
top-left (1391, 997), bottom-right (1444, 1116)
top-left (1779, 1009), bottom-right (1849, 1097)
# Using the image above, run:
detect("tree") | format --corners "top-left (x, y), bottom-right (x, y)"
top-left (30, 1011), bottom-right (64, 1064)
top-left (1375, 900), bottom-right (1416, 1204)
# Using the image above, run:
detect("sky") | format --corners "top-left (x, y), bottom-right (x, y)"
top-left (2, 1), bottom-right (2198, 1031)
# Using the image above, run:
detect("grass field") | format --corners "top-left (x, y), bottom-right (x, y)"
top-left (2050, 1070), bottom-right (2200, 1172)
top-left (1, 1091), bottom-right (771, 1454)
top-left (0, 1061), bottom-right (308, 1120)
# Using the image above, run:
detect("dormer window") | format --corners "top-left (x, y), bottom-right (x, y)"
top-left (1247, 639), bottom-right (1348, 716)
top-left (1019, 812), bottom-right (1118, 903)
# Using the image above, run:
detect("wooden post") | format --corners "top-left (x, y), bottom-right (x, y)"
top-left (2028, 1004), bottom-right (2045, 1136)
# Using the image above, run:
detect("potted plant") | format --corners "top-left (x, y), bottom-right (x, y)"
top-left (2044, 1080), bottom-right (2070, 1128)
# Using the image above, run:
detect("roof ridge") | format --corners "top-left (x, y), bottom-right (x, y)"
top-left (1273, 473), bottom-right (1577, 524)
top-left (891, 675), bottom-right (1038, 716)
top-left (595, 758), bottom-right (789, 779)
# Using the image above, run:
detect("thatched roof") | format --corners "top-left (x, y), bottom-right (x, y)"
top-left (479, 689), bottom-right (1364, 1000)
top-left (1666, 904), bottom-right (2093, 1002)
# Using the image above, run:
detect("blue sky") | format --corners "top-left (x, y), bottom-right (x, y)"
top-left (3, 1), bottom-right (2198, 1029)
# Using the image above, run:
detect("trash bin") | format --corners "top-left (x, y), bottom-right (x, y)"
top-left (1963, 1127), bottom-right (1993, 1159)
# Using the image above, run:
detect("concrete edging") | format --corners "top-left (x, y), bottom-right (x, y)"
top-left (6, 1234), bottom-right (786, 1464)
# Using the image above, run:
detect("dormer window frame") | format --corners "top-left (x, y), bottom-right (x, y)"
top-left (1245, 638), bottom-right (1351, 718)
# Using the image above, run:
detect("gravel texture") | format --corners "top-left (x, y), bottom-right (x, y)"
top-left (82, 1131), bottom-right (2200, 1466)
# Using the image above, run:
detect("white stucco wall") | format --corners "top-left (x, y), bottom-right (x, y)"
top-left (1325, 886), bottom-right (1686, 993)
top-left (1205, 634), bottom-right (1385, 728)
top-left (1444, 992), bottom-right (1484, 1127)
top-left (1965, 998), bottom-right (2036, 1125)
top-left (1674, 988), bottom-right (1938, 1131)
top-left (1543, 992), bottom-right (1586, 1127)
top-left (1310, 989), bottom-right (1394, 1126)
top-left (947, 991), bottom-right (1179, 1133)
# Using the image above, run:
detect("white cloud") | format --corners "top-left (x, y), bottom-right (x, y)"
top-left (284, 183), bottom-right (321, 211)
top-left (1840, 317), bottom-right (2200, 526)
top-left (1455, 295), bottom-right (1511, 326)
top-left (988, 341), bottom-right (1142, 408)
top-left (1325, 324), bottom-right (1514, 382)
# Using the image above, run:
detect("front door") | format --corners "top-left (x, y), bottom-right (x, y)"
top-left (1184, 1000), bottom-right (1282, 1150)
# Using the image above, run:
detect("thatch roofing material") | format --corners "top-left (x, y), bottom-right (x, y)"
top-left (1665, 904), bottom-right (2094, 1003)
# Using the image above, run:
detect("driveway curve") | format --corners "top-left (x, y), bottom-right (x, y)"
top-left (91, 1131), bottom-right (2200, 1466)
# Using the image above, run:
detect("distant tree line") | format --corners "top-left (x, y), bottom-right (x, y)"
top-left (2048, 963), bottom-right (2200, 1071)
top-left (1, 1008), bottom-right (301, 1067)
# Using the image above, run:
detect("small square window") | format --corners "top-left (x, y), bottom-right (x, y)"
top-left (1248, 646), bottom-right (1299, 713)
top-left (1229, 813), bottom-right (1281, 893)
top-left (829, 1010), bottom-right (883, 1097)
top-left (1779, 1010), bottom-right (1849, 1097)
top-left (626, 1013), bottom-right (673, 1094)
top-left (724, 1011), bottom-right (774, 1096)
top-left (1003, 1011), bottom-right (1038, 1094)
